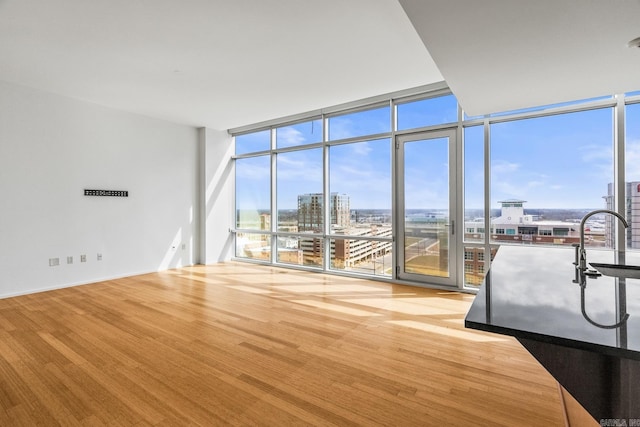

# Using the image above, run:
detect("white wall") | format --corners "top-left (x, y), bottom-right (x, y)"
top-left (200, 128), bottom-right (234, 264)
top-left (0, 81), bottom-right (199, 298)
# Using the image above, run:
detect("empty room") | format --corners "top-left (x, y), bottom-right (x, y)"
top-left (1, 1), bottom-right (639, 425)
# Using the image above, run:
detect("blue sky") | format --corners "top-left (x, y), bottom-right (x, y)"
top-left (627, 103), bottom-right (640, 182)
top-left (472, 107), bottom-right (615, 209)
top-left (236, 95), bottom-right (640, 212)
top-left (403, 136), bottom-right (449, 210)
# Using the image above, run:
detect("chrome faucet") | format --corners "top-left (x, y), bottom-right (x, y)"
top-left (578, 209), bottom-right (629, 272)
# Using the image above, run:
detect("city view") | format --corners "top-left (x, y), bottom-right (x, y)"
top-left (234, 93), bottom-right (640, 286)
top-left (236, 182), bottom-right (640, 285)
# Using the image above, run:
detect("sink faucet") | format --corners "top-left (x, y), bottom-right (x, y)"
top-left (578, 209), bottom-right (629, 271)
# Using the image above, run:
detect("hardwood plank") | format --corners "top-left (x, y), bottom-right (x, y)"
top-left (0, 262), bottom-right (565, 425)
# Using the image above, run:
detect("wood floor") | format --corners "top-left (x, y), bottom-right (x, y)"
top-left (0, 262), bottom-right (564, 426)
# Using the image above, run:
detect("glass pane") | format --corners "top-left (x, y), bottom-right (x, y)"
top-left (490, 108), bottom-right (613, 248)
top-left (235, 156), bottom-right (270, 230)
top-left (404, 137), bottom-right (450, 277)
top-left (276, 148), bottom-right (323, 232)
top-left (397, 94), bottom-right (457, 130)
top-left (330, 238), bottom-right (392, 276)
top-left (328, 106), bottom-right (390, 141)
top-left (463, 246), bottom-right (499, 287)
top-left (487, 95), bottom-right (612, 118)
top-left (276, 119), bottom-right (322, 148)
top-left (277, 235), bottom-right (322, 267)
top-left (625, 103), bottom-right (640, 250)
top-left (463, 246), bottom-right (485, 287)
top-left (235, 130), bottom-right (270, 155)
top-left (464, 126), bottom-right (484, 243)
top-left (329, 138), bottom-right (392, 233)
top-left (236, 233), bottom-right (271, 260)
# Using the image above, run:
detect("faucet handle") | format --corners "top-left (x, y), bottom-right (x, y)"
top-left (572, 243), bottom-right (580, 266)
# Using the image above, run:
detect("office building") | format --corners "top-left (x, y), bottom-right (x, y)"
top-left (605, 182), bottom-right (640, 249)
top-left (465, 200), bottom-right (584, 245)
top-left (297, 193), bottom-right (350, 232)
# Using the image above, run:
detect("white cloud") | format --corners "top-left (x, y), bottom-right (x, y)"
top-left (579, 143), bottom-right (612, 163)
top-left (491, 160), bottom-right (520, 174)
top-left (527, 180), bottom-right (544, 188)
top-left (277, 154), bottom-right (306, 167)
top-left (405, 182), bottom-right (444, 208)
top-left (236, 161), bottom-right (269, 180)
top-left (351, 142), bottom-right (373, 156)
top-left (236, 167), bottom-right (269, 180)
top-left (328, 118), bottom-right (355, 140)
top-left (332, 164), bottom-right (372, 179)
top-left (277, 127), bottom-right (305, 147)
top-left (276, 153), bottom-right (322, 183)
top-left (492, 180), bottom-right (523, 199)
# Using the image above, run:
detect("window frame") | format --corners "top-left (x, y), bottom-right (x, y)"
top-left (230, 86), bottom-right (638, 291)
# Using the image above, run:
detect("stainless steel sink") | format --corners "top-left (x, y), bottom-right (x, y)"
top-left (589, 262), bottom-right (640, 279)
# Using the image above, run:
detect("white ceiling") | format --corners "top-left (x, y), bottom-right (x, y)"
top-left (2, 1), bottom-right (640, 131)
top-left (399, 0), bottom-right (640, 116)
top-left (0, 0), bottom-right (441, 130)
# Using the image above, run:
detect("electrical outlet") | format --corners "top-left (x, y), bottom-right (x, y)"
top-left (182, 243), bottom-right (186, 250)
top-left (97, 253), bottom-right (102, 261)
top-left (49, 258), bottom-right (59, 267)
top-left (80, 254), bottom-right (86, 262)
top-left (67, 256), bottom-right (73, 264)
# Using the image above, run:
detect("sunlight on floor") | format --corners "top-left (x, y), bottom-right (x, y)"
top-left (337, 297), bottom-right (464, 316)
top-left (273, 284), bottom-right (385, 293)
top-left (226, 285), bottom-right (274, 294)
top-left (292, 299), bottom-right (382, 317)
top-left (387, 320), bottom-right (508, 342)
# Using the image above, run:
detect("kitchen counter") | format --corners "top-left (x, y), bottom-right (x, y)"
top-left (465, 245), bottom-right (640, 422)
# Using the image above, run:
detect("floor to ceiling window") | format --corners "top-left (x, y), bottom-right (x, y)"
top-left (463, 124), bottom-right (486, 286)
top-left (276, 146), bottom-right (323, 266)
top-left (328, 137), bottom-right (392, 276)
top-left (235, 131), bottom-right (271, 261)
top-left (232, 87), bottom-right (639, 290)
top-left (625, 101), bottom-right (640, 249)
top-left (490, 108), bottom-right (614, 247)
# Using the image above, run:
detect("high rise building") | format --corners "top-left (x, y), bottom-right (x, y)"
top-left (605, 182), bottom-right (640, 249)
top-left (297, 193), bottom-right (350, 232)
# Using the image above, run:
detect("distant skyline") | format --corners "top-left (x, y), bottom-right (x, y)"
top-left (236, 96), bottom-right (640, 212)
